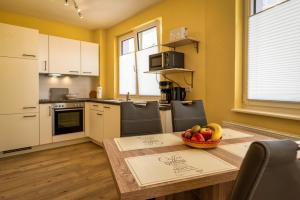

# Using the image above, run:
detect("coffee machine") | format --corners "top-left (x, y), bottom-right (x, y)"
top-left (159, 81), bottom-right (172, 104)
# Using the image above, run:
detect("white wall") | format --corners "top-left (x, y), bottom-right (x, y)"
top-left (39, 75), bottom-right (99, 99)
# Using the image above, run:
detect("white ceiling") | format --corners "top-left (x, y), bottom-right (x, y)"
top-left (0, 0), bottom-right (162, 29)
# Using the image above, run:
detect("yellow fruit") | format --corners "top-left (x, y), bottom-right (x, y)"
top-left (207, 123), bottom-right (222, 141)
top-left (191, 125), bottom-right (201, 133)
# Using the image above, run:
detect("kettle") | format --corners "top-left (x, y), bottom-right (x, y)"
top-left (171, 87), bottom-right (186, 101)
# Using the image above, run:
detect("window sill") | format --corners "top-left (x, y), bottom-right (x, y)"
top-left (232, 108), bottom-right (300, 121)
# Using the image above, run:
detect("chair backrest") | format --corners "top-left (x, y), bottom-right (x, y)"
top-left (120, 101), bottom-right (162, 137)
top-left (230, 140), bottom-right (300, 200)
top-left (171, 100), bottom-right (207, 132)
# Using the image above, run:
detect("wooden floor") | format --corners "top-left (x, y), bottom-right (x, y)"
top-left (0, 142), bottom-right (119, 200)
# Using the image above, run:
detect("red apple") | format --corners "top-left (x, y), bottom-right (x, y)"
top-left (200, 128), bottom-right (213, 141)
top-left (193, 133), bottom-right (205, 142)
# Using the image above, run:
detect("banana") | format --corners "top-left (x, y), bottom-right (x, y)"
top-left (207, 123), bottom-right (222, 141)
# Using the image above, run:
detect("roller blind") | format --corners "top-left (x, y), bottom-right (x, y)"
top-left (248, 0), bottom-right (300, 102)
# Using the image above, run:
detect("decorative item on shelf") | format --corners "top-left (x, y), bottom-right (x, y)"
top-left (169, 27), bottom-right (188, 42)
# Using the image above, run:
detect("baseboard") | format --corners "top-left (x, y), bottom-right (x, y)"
top-left (223, 121), bottom-right (300, 140)
top-left (0, 137), bottom-right (91, 159)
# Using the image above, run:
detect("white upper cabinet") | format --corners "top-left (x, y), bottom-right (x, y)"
top-left (0, 23), bottom-right (38, 59)
top-left (38, 34), bottom-right (49, 74)
top-left (49, 36), bottom-right (80, 75)
top-left (80, 41), bottom-right (99, 76)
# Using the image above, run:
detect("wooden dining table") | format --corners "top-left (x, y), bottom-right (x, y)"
top-left (103, 125), bottom-right (300, 200)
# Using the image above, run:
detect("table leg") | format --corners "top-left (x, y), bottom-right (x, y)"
top-left (195, 181), bottom-right (235, 200)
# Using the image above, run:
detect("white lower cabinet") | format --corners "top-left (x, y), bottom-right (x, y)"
top-left (39, 104), bottom-right (53, 145)
top-left (87, 103), bottom-right (120, 144)
top-left (0, 113), bottom-right (39, 152)
top-left (89, 109), bottom-right (104, 143)
top-left (160, 110), bottom-right (173, 133)
top-left (103, 104), bottom-right (120, 139)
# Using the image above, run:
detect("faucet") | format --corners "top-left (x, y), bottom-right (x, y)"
top-left (126, 92), bottom-right (131, 101)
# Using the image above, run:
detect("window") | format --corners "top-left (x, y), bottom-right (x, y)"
top-left (119, 23), bottom-right (160, 96)
top-left (246, 0), bottom-right (300, 104)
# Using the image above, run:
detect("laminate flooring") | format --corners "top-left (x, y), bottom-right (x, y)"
top-left (0, 142), bottom-right (118, 200)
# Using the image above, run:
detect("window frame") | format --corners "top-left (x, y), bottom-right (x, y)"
top-left (242, 0), bottom-right (300, 114)
top-left (118, 21), bottom-right (161, 97)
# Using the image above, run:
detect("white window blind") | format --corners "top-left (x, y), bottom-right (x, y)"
top-left (248, 0), bottom-right (300, 102)
top-left (137, 46), bottom-right (160, 96)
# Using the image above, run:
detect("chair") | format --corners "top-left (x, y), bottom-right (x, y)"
top-left (230, 140), bottom-right (300, 200)
top-left (120, 101), bottom-right (162, 137)
top-left (171, 100), bottom-right (207, 132)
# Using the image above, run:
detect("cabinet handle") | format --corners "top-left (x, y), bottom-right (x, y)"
top-left (104, 106), bottom-right (111, 109)
top-left (23, 115), bottom-right (37, 118)
top-left (49, 106), bottom-right (52, 116)
top-left (97, 113), bottom-right (103, 116)
top-left (22, 54), bottom-right (36, 58)
top-left (93, 104), bottom-right (98, 107)
top-left (83, 72), bottom-right (92, 74)
top-left (44, 60), bottom-right (47, 71)
top-left (69, 70), bottom-right (79, 73)
top-left (23, 106), bottom-right (37, 109)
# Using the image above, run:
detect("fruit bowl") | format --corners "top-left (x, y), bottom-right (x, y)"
top-left (182, 136), bottom-right (221, 149)
top-left (181, 123), bottom-right (223, 149)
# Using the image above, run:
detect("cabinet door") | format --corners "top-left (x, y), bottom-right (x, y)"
top-left (0, 57), bottom-right (39, 114)
top-left (0, 23), bottom-right (38, 59)
top-left (0, 113), bottom-right (39, 152)
top-left (38, 34), bottom-right (49, 74)
top-left (80, 41), bottom-right (99, 76)
top-left (103, 105), bottom-right (120, 139)
top-left (49, 36), bottom-right (80, 75)
top-left (39, 104), bottom-right (53, 145)
top-left (89, 110), bottom-right (103, 142)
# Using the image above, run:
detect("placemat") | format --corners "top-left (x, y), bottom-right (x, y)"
top-left (114, 133), bottom-right (183, 151)
top-left (220, 139), bottom-right (277, 158)
top-left (219, 142), bottom-right (253, 158)
top-left (222, 128), bottom-right (254, 140)
top-left (125, 149), bottom-right (237, 187)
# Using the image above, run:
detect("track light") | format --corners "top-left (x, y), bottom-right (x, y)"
top-left (64, 0), bottom-right (68, 6)
top-left (63, 0), bottom-right (83, 19)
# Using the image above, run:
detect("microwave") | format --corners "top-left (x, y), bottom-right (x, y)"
top-left (149, 51), bottom-right (184, 71)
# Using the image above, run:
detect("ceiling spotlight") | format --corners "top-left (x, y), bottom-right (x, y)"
top-left (64, 0), bottom-right (68, 6)
top-left (78, 12), bottom-right (83, 19)
top-left (77, 8), bottom-right (81, 12)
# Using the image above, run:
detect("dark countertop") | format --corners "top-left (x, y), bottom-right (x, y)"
top-left (39, 98), bottom-right (171, 110)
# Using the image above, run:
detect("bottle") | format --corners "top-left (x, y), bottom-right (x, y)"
top-left (97, 86), bottom-right (102, 99)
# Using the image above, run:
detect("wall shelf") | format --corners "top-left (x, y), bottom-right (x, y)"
top-left (162, 37), bottom-right (200, 53)
top-left (144, 68), bottom-right (194, 88)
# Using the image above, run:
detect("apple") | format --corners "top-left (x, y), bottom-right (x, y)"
top-left (191, 136), bottom-right (198, 142)
top-left (193, 133), bottom-right (205, 142)
top-left (200, 128), bottom-right (213, 140)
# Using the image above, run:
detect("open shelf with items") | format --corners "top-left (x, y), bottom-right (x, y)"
top-left (162, 37), bottom-right (200, 53)
top-left (144, 68), bottom-right (194, 88)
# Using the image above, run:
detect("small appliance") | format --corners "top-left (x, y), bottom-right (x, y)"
top-left (159, 81), bottom-right (173, 104)
top-left (171, 87), bottom-right (186, 101)
top-left (149, 51), bottom-right (184, 71)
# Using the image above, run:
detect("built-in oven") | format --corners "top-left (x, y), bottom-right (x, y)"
top-left (52, 103), bottom-right (84, 135)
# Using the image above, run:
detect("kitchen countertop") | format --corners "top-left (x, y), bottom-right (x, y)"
top-left (39, 98), bottom-right (172, 110)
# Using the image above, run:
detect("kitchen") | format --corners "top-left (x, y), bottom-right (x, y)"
top-left (1, 0), bottom-right (300, 199)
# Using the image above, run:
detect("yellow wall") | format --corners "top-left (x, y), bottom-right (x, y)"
top-left (104, 0), bottom-right (206, 99)
top-left (104, 0), bottom-right (300, 135)
top-left (0, 10), bottom-right (94, 42)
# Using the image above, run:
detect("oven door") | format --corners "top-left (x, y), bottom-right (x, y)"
top-left (53, 108), bottom-right (84, 135)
